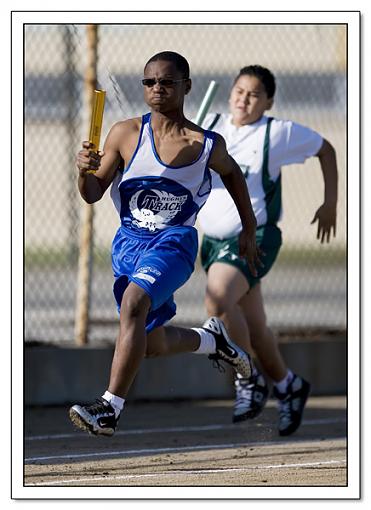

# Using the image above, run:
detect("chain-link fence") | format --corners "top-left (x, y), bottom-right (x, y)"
top-left (25, 24), bottom-right (346, 344)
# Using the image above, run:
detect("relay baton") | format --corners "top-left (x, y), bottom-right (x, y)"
top-left (194, 80), bottom-right (219, 126)
top-left (87, 89), bottom-right (106, 174)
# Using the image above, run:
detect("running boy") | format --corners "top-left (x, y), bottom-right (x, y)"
top-left (69, 52), bottom-right (259, 436)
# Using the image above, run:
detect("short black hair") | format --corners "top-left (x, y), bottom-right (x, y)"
top-left (144, 51), bottom-right (190, 79)
top-left (234, 65), bottom-right (276, 98)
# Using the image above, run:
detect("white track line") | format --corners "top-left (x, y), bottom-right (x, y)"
top-left (25, 423), bottom-right (229, 441)
top-left (25, 417), bottom-right (346, 442)
top-left (25, 459), bottom-right (347, 486)
top-left (25, 437), bottom-right (346, 463)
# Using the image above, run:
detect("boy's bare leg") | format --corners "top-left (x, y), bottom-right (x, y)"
top-left (108, 282), bottom-right (151, 397)
top-left (204, 262), bottom-right (253, 353)
top-left (204, 264), bottom-right (287, 381)
top-left (238, 283), bottom-right (287, 382)
top-left (146, 326), bottom-right (200, 357)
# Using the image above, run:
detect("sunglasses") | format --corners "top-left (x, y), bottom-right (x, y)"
top-left (141, 78), bottom-right (188, 87)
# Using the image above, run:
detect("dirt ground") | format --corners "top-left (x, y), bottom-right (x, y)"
top-left (23, 395), bottom-right (347, 491)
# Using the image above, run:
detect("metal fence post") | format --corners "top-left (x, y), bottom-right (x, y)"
top-left (74, 24), bottom-right (98, 345)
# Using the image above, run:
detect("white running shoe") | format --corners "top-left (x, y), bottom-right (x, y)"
top-left (69, 398), bottom-right (119, 437)
top-left (233, 373), bottom-right (269, 423)
top-left (203, 317), bottom-right (253, 379)
top-left (273, 374), bottom-right (311, 436)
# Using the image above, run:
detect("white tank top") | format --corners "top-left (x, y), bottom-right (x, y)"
top-left (110, 113), bottom-right (216, 236)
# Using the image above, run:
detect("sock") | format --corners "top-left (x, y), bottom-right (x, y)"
top-left (191, 328), bottom-right (216, 354)
top-left (274, 369), bottom-right (294, 394)
top-left (102, 390), bottom-right (125, 418)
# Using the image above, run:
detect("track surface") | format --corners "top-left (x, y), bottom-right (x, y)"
top-left (24, 396), bottom-right (346, 487)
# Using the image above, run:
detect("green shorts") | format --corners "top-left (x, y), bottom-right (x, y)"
top-left (201, 224), bottom-right (282, 288)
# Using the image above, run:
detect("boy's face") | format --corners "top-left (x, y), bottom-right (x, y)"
top-left (143, 60), bottom-right (191, 113)
top-left (229, 74), bottom-right (273, 126)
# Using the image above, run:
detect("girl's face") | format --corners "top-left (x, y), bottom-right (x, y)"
top-left (229, 74), bottom-right (273, 127)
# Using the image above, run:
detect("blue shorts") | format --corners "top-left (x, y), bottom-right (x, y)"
top-left (111, 225), bottom-right (198, 332)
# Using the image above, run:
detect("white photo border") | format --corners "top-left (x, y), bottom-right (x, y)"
top-left (11, 9), bottom-right (360, 502)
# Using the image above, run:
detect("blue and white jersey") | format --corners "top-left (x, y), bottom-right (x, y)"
top-left (110, 113), bottom-right (216, 236)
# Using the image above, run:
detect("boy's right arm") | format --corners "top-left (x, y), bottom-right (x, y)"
top-left (76, 121), bottom-right (129, 204)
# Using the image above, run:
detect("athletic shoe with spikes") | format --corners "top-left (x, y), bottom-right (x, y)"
top-left (204, 317), bottom-right (253, 379)
top-left (233, 372), bottom-right (269, 423)
top-left (69, 398), bottom-right (119, 437)
top-left (273, 374), bottom-right (311, 436)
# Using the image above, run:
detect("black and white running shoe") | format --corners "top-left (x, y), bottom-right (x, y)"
top-left (273, 374), bottom-right (311, 436)
top-left (233, 373), bottom-right (269, 423)
top-left (69, 398), bottom-right (119, 437)
top-left (204, 317), bottom-right (253, 379)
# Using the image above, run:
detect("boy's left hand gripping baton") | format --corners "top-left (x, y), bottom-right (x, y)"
top-left (87, 89), bottom-right (106, 174)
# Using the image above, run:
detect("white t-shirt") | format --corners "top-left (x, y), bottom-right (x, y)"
top-left (198, 113), bottom-right (323, 238)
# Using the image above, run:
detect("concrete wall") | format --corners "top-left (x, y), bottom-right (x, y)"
top-left (25, 334), bottom-right (346, 406)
